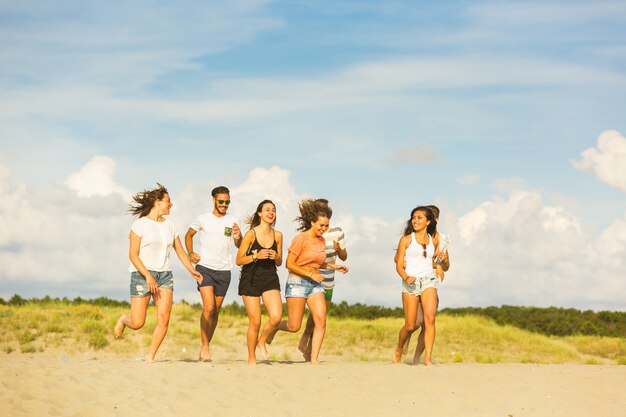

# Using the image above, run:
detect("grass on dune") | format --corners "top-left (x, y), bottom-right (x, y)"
top-left (0, 303), bottom-right (624, 365)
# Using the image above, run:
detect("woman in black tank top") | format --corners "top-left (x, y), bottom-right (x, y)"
top-left (235, 200), bottom-right (284, 365)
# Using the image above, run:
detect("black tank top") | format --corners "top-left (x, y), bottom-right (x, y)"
top-left (241, 229), bottom-right (278, 281)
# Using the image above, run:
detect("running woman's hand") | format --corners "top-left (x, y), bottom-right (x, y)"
top-left (146, 275), bottom-right (159, 294)
top-left (307, 269), bottom-right (324, 283)
top-left (190, 269), bottom-right (203, 285)
top-left (404, 276), bottom-right (416, 285)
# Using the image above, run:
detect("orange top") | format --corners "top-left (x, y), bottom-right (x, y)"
top-left (288, 233), bottom-right (326, 269)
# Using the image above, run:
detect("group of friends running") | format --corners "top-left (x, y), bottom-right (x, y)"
top-left (113, 184), bottom-right (449, 365)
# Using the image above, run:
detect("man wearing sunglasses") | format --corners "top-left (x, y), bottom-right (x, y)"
top-left (185, 186), bottom-right (242, 361)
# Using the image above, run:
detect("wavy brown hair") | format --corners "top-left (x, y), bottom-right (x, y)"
top-left (294, 198), bottom-right (332, 232)
top-left (128, 183), bottom-right (169, 218)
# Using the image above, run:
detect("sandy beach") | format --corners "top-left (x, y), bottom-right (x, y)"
top-left (1, 353), bottom-right (623, 417)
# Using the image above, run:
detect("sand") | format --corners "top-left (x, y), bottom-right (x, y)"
top-left (1, 354), bottom-right (624, 417)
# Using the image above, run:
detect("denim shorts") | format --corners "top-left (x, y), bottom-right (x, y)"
top-left (130, 270), bottom-right (174, 298)
top-left (285, 274), bottom-right (325, 299)
top-left (402, 270), bottom-right (438, 296)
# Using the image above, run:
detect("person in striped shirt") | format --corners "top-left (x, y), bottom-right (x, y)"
top-left (297, 199), bottom-right (348, 361)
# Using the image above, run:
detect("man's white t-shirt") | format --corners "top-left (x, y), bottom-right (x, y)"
top-left (189, 212), bottom-right (240, 271)
top-left (128, 217), bottom-right (179, 272)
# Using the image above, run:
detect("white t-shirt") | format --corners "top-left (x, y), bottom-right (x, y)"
top-left (128, 217), bottom-right (179, 272)
top-left (189, 212), bottom-right (240, 271)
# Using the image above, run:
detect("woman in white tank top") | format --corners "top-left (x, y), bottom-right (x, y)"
top-left (392, 206), bottom-right (441, 366)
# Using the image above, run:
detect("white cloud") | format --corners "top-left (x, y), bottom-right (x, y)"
top-left (571, 130), bottom-right (626, 193)
top-left (1, 156), bottom-right (625, 310)
top-left (65, 155), bottom-right (131, 200)
top-left (448, 187), bottom-right (624, 310)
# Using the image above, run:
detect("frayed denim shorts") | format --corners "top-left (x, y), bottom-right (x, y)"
top-left (130, 270), bottom-right (174, 298)
top-left (402, 270), bottom-right (438, 296)
top-left (285, 274), bottom-right (325, 299)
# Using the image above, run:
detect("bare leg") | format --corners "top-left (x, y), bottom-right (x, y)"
top-left (412, 299), bottom-right (425, 363)
top-left (403, 298), bottom-right (424, 355)
top-left (206, 295), bottom-right (225, 343)
top-left (402, 333), bottom-right (412, 355)
top-left (420, 288), bottom-right (438, 366)
top-left (147, 288), bottom-right (173, 363)
top-left (306, 293), bottom-right (327, 364)
top-left (257, 290), bottom-right (282, 361)
top-left (270, 298), bottom-right (306, 347)
top-left (198, 287), bottom-right (221, 361)
top-left (241, 295), bottom-right (261, 365)
top-left (413, 326), bottom-right (426, 364)
top-left (114, 295), bottom-right (150, 338)
top-left (298, 311), bottom-right (315, 359)
top-left (393, 292), bottom-right (419, 364)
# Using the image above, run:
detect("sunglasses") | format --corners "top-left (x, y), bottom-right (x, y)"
top-left (217, 200), bottom-right (231, 205)
top-left (421, 243), bottom-right (427, 258)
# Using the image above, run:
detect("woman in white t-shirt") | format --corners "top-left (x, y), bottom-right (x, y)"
top-left (114, 184), bottom-right (202, 363)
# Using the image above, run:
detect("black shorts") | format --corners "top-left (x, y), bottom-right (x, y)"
top-left (196, 265), bottom-right (231, 297)
top-left (238, 268), bottom-right (281, 297)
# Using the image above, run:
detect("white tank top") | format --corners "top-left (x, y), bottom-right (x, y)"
top-left (405, 233), bottom-right (435, 277)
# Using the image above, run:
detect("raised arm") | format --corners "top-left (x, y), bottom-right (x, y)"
top-left (184, 228), bottom-right (200, 263)
top-left (235, 230), bottom-right (256, 266)
top-left (433, 234), bottom-right (450, 271)
top-left (286, 253), bottom-right (324, 283)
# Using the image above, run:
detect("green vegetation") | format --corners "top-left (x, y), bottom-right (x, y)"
top-left (0, 295), bottom-right (624, 364)
top-left (442, 305), bottom-right (626, 338)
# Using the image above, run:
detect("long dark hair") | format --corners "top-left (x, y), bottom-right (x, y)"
top-left (402, 206), bottom-right (437, 237)
top-left (294, 198), bottom-right (332, 232)
top-left (128, 183), bottom-right (168, 218)
top-left (246, 199), bottom-right (276, 229)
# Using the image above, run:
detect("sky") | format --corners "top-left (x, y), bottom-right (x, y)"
top-left (1, 0), bottom-right (625, 310)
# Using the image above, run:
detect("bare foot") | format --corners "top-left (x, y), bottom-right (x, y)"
top-left (392, 347), bottom-right (403, 364)
top-left (248, 358), bottom-right (257, 365)
top-left (114, 316), bottom-right (127, 339)
top-left (425, 360), bottom-right (433, 366)
top-left (265, 327), bottom-right (279, 345)
top-left (146, 356), bottom-right (155, 364)
top-left (257, 342), bottom-right (271, 361)
top-left (198, 347), bottom-right (212, 362)
top-left (310, 359), bottom-right (321, 365)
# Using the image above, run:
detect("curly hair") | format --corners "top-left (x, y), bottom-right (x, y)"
top-left (246, 200), bottom-right (276, 229)
top-left (294, 198), bottom-right (332, 231)
top-left (128, 183), bottom-right (168, 218)
top-left (402, 206), bottom-right (437, 237)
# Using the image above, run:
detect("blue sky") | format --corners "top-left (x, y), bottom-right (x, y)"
top-left (1, 0), bottom-right (625, 310)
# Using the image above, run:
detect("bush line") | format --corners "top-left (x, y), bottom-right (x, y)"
top-left (1, 295), bottom-right (624, 338)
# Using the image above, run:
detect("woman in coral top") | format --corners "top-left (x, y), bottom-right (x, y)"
top-left (267, 199), bottom-right (348, 364)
